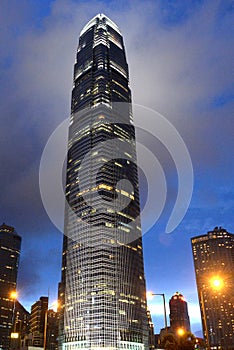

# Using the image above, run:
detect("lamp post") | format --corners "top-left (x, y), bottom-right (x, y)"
top-left (199, 277), bottom-right (223, 350)
top-left (10, 291), bottom-right (19, 349)
top-left (200, 289), bottom-right (210, 350)
top-left (147, 292), bottom-right (168, 332)
top-left (43, 308), bottom-right (48, 350)
top-left (10, 291), bottom-right (18, 332)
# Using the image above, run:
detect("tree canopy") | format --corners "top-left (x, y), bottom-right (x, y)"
top-left (161, 331), bottom-right (197, 350)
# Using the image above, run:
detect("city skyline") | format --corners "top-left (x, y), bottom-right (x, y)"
top-left (1, 0), bottom-right (233, 338)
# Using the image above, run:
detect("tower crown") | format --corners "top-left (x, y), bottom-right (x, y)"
top-left (80, 13), bottom-right (121, 36)
top-left (172, 292), bottom-right (186, 301)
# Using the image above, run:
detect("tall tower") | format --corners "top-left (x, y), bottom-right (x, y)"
top-left (191, 227), bottom-right (234, 350)
top-left (59, 14), bottom-right (148, 350)
top-left (169, 292), bottom-right (191, 334)
top-left (0, 223), bottom-right (21, 350)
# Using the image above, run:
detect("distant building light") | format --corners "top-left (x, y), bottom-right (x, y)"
top-left (11, 332), bottom-right (19, 339)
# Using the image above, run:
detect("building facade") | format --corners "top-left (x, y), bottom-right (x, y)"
top-left (11, 300), bottom-right (30, 350)
top-left (46, 309), bottom-right (59, 350)
top-left (20, 297), bottom-right (58, 350)
top-left (191, 227), bottom-right (234, 350)
top-left (169, 292), bottom-right (191, 334)
top-left (147, 309), bottom-right (155, 349)
top-left (0, 223), bottom-right (21, 350)
top-left (30, 296), bottom-right (48, 348)
top-left (59, 14), bottom-right (148, 350)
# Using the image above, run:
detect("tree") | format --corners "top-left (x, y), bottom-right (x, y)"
top-left (161, 333), bottom-right (179, 350)
top-left (178, 331), bottom-right (196, 350)
top-left (161, 331), bottom-right (197, 350)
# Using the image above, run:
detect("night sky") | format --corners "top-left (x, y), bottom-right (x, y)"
top-left (1, 0), bottom-right (233, 337)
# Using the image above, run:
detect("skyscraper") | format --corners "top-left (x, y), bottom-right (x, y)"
top-left (191, 227), bottom-right (234, 350)
top-left (169, 292), bottom-right (191, 334)
top-left (59, 14), bottom-right (148, 350)
top-left (0, 223), bottom-right (21, 350)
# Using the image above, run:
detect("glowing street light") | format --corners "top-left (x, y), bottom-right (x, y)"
top-left (10, 291), bottom-right (18, 300)
top-left (146, 291), bottom-right (155, 301)
top-left (200, 275), bottom-right (224, 349)
top-left (177, 327), bottom-right (185, 336)
top-left (213, 279), bottom-right (220, 287)
top-left (10, 290), bottom-right (19, 349)
top-left (211, 277), bottom-right (223, 290)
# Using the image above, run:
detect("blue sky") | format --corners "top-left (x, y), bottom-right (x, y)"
top-left (0, 0), bottom-right (233, 336)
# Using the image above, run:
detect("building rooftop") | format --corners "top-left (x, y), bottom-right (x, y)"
top-left (0, 222), bottom-right (15, 233)
top-left (171, 292), bottom-right (186, 301)
top-left (80, 13), bottom-right (121, 37)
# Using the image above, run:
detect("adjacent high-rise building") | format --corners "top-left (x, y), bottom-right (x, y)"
top-left (169, 292), bottom-right (191, 334)
top-left (30, 296), bottom-right (48, 347)
top-left (59, 14), bottom-right (148, 349)
top-left (46, 309), bottom-right (59, 350)
top-left (22, 296), bottom-right (58, 349)
top-left (191, 227), bottom-right (234, 350)
top-left (11, 300), bottom-right (30, 350)
top-left (0, 223), bottom-right (21, 350)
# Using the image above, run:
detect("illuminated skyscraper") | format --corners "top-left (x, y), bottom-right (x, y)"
top-left (58, 14), bottom-right (148, 350)
top-left (169, 292), bottom-right (191, 334)
top-left (191, 227), bottom-right (234, 350)
top-left (0, 223), bottom-right (21, 350)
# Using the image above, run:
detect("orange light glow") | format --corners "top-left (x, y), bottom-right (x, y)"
top-left (177, 328), bottom-right (185, 336)
top-left (211, 277), bottom-right (223, 289)
top-left (10, 291), bottom-right (18, 300)
top-left (213, 279), bottom-right (221, 287)
top-left (49, 300), bottom-right (59, 312)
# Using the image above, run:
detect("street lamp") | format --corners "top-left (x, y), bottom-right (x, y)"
top-left (146, 292), bottom-right (168, 332)
top-left (200, 276), bottom-right (224, 350)
top-left (199, 289), bottom-right (210, 350)
top-left (10, 291), bottom-right (18, 300)
top-left (177, 327), bottom-right (185, 337)
top-left (10, 291), bottom-right (18, 331)
top-left (10, 291), bottom-right (19, 349)
top-left (210, 277), bottom-right (223, 290)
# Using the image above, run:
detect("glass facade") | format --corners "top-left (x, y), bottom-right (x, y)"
top-left (191, 227), bottom-right (234, 350)
top-left (58, 14), bottom-right (148, 350)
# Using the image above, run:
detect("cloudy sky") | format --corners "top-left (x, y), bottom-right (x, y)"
top-left (1, 0), bottom-right (233, 335)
